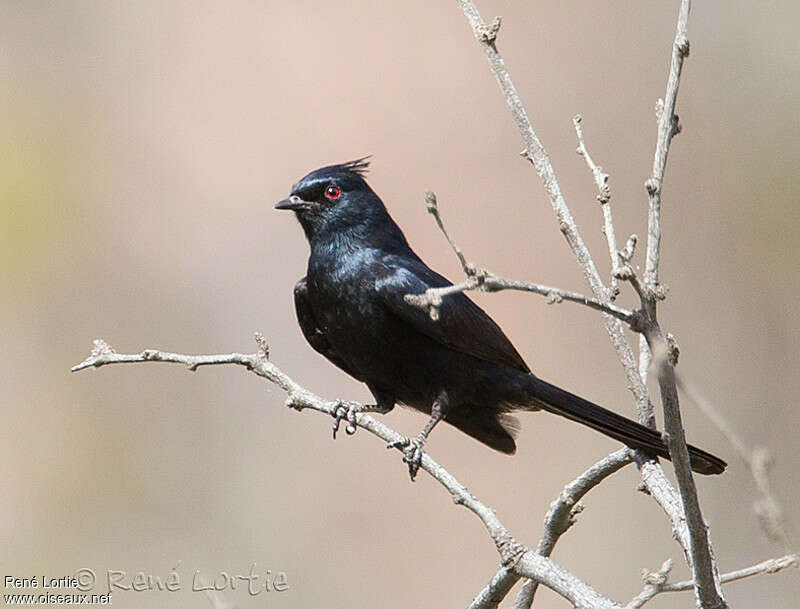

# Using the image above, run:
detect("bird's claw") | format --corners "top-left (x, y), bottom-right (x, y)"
top-left (332, 400), bottom-right (359, 439)
top-left (387, 436), bottom-right (425, 481)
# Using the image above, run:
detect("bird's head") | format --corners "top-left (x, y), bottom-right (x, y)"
top-left (275, 157), bottom-right (391, 243)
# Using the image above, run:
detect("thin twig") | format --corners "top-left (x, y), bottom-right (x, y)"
top-left (404, 269), bottom-right (635, 325)
top-left (643, 2), bottom-right (690, 292)
top-left (624, 554), bottom-right (798, 609)
top-left (425, 191), bottom-right (472, 275)
top-left (573, 114), bottom-right (620, 296)
top-left (72, 338), bottom-right (620, 609)
top-left (637, 0), bottom-right (692, 391)
top-left (662, 553), bottom-right (798, 591)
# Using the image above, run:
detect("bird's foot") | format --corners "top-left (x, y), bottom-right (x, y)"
top-left (332, 401), bottom-right (391, 438)
top-left (387, 435), bottom-right (425, 481)
top-left (331, 400), bottom-right (361, 439)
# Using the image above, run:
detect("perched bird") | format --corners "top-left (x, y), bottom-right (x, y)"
top-left (275, 159), bottom-right (726, 479)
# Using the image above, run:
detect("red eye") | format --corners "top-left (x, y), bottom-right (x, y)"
top-left (325, 185), bottom-right (341, 200)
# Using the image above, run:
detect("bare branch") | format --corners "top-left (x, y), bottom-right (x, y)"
top-left (455, 0), bottom-right (610, 304)
top-left (73, 339), bottom-right (620, 609)
top-left (455, 0), bottom-right (655, 427)
top-left (623, 1), bottom-right (728, 605)
top-left (637, 0), bottom-right (692, 403)
top-left (643, 0), bottom-right (690, 292)
top-left (454, 5), bottom-right (733, 594)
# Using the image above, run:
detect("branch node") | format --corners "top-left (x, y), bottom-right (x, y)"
top-left (424, 190), bottom-right (438, 214)
top-left (676, 35), bottom-right (690, 57)
top-left (651, 282), bottom-right (669, 301)
top-left (568, 502), bottom-right (585, 526)
top-left (618, 234), bottom-right (638, 264)
top-left (643, 558), bottom-right (673, 587)
top-left (93, 338), bottom-right (115, 357)
top-left (285, 393), bottom-right (305, 411)
top-left (665, 333), bottom-right (680, 366)
top-left (655, 98), bottom-right (665, 120)
top-left (254, 332), bottom-right (270, 360)
top-left (672, 115), bottom-right (682, 136)
top-left (496, 534), bottom-right (526, 568)
top-left (645, 178), bottom-right (660, 196)
top-left (628, 310), bottom-right (649, 334)
top-left (477, 16), bottom-right (502, 43)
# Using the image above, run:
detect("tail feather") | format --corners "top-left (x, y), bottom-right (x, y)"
top-left (526, 377), bottom-right (726, 475)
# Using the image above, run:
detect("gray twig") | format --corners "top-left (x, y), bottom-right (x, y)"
top-left (643, 2), bottom-right (690, 292)
top-left (624, 554), bottom-right (798, 609)
top-left (573, 114), bottom-right (620, 296)
top-left (425, 191), bottom-right (472, 276)
top-left (661, 553), bottom-right (798, 591)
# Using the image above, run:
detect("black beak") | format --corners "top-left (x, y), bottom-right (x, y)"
top-left (275, 195), bottom-right (313, 211)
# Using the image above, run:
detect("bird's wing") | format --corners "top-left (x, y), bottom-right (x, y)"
top-left (293, 277), bottom-right (364, 379)
top-left (375, 257), bottom-right (531, 373)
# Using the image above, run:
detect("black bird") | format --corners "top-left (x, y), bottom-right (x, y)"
top-left (275, 159), bottom-right (726, 479)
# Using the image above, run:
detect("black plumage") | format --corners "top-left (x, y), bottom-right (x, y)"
top-left (275, 160), bottom-right (726, 479)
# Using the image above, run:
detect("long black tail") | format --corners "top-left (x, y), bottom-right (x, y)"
top-left (527, 377), bottom-right (726, 475)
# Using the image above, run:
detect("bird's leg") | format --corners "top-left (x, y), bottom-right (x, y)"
top-left (388, 392), bottom-right (448, 481)
top-left (331, 400), bottom-right (393, 439)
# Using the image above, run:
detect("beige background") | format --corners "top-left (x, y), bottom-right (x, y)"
top-left (2, 1), bottom-right (798, 608)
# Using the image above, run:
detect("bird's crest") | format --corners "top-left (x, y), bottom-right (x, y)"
top-left (337, 156), bottom-right (371, 177)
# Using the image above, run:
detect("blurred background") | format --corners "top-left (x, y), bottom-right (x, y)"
top-left (2, 1), bottom-right (798, 607)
